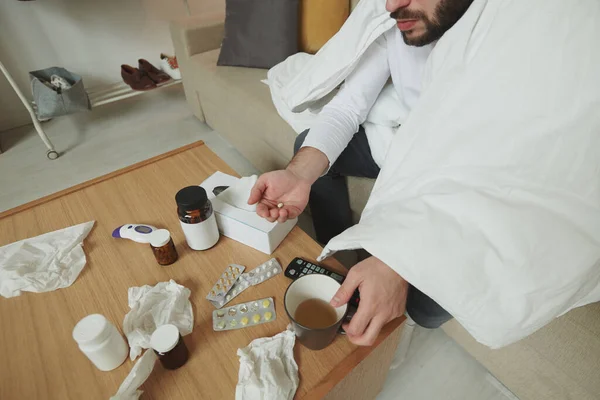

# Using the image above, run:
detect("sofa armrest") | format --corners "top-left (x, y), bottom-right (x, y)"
top-left (170, 12), bottom-right (225, 61)
top-left (169, 13), bottom-right (225, 123)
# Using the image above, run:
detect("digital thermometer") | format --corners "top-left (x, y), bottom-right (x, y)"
top-left (111, 224), bottom-right (158, 244)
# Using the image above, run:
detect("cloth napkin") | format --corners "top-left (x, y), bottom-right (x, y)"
top-left (0, 221), bottom-right (95, 298)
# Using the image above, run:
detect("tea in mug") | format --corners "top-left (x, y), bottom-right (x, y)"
top-left (294, 298), bottom-right (338, 329)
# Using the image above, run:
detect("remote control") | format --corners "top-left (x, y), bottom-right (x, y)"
top-left (285, 257), bottom-right (360, 309)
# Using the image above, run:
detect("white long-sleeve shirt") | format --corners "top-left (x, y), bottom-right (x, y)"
top-left (301, 28), bottom-right (434, 167)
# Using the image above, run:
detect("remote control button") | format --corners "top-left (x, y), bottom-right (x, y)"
top-left (289, 269), bottom-right (296, 275)
top-left (309, 265), bottom-right (316, 270)
top-left (331, 272), bottom-right (344, 281)
top-left (302, 268), bottom-right (308, 273)
top-left (299, 273), bottom-right (305, 277)
top-left (296, 259), bottom-right (303, 264)
top-left (318, 267), bottom-right (325, 273)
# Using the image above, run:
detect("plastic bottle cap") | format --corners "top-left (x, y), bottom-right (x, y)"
top-left (175, 186), bottom-right (208, 211)
top-left (151, 324), bottom-right (180, 353)
top-left (150, 229), bottom-right (171, 247)
top-left (72, 314), bottom-right (110, 345)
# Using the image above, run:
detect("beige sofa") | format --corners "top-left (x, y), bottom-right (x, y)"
top-left (170, 7), bottom-right (600, 400)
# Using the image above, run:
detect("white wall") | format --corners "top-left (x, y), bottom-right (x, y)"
top-left (0, 0), bottom-right (224, 132)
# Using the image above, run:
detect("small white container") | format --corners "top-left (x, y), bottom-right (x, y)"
top-left (72, 314), bottom-right (129, 371)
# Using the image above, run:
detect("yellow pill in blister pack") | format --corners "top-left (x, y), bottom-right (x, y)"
top-left (235, 267), bottom-right (240, 274)
top-left (217, 321), bottom-right (226, 330)
top-left (252, 314), bottom-right (261, 323)
top-left (229, 320), bottom-right (237, 327)
top-left (241, 317), bottom-right (249, 326)
top-left (226, 279), bottom-right (232, 286)
top-left (264, 311), bottom-right (273, 321)
top-left (262, 299), bottom-right (271, 308)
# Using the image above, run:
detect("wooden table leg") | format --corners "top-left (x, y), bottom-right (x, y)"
top-left (322, 321), bottom-right (404, 400)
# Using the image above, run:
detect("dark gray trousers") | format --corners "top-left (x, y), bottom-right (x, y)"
top-left (295, 127), bottom-right (452, 329)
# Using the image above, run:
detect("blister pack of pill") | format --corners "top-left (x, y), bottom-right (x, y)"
top-left (207, 259), bottom-right (283, 309)
top-left (213, 297), bottom-right (276, 331)
top-left (206, 264), bottom-right (245, 302)
top-left (208, 277), bottom-right (251, 309)
top-left (243, 258), bottom-right (283, 286)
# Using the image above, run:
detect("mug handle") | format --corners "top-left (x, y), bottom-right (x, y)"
top-left (337, 307), bottom-right (356, 335)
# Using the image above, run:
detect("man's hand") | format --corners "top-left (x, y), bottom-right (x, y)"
top-left (247, 170), bottom-right (311, 223)
top-left (249, 147), bottom-right (329, 223)
top-left (331, 256), bottom-right (408, 346)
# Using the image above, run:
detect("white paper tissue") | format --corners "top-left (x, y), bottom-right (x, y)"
top-left (123, 280), bottom-right (194, 360)
top-left (0, 221), bottom-right (95, 298)
top-left (110, 349), bottom-right (158, 400)
top-left (217, 175), bottom-right (258, 212)
top-left (236, 328), bottom-right (299, 400)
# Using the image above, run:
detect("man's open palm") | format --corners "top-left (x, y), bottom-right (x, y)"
top-left (248, 170), bottom-right (311, 223)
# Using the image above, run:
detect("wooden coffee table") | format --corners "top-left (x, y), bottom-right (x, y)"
top-left (0, 142), bottom-right (404, 400)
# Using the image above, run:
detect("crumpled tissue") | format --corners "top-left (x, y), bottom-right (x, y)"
top-left (110, 349), bottom-right (158, 400)
top-left (218, 175), bottom-right (258, 212)
top-left (0, 221), bottom-right (95, 298)
top-left (123, 279), bottom-right (193, 360)
top-left (236, 328), bottom-right (299, 400)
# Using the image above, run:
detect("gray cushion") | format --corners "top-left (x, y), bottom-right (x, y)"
top-left (218, 0), bottom-right (299, 69)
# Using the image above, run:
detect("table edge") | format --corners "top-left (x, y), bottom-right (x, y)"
top-left (300, 316), bottom-right (406, 399)
top-left (0, 141), bottom-right (206, 220)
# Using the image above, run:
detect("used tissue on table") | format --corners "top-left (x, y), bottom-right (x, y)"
top-left (111, 349), bottom-right (158, 400)
top-left (201, 172), bottom-right (297, 254)
top-left (0, 221), bottom-right (95, 298)
top-left (236, 328), bottom-right (299, 400)
top-left (123, 280), bottom-right (193, 360)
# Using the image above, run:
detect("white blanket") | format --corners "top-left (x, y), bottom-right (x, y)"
top-left (266, 0), bottom-right (399, 166)
top-left (315, 0), bottom-right (600, 348)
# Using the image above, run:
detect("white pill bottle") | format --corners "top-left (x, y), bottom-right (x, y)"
top-left (176, 186), bottom-right (220, 251)
top-left (72, 314), bottom-right (129, 371)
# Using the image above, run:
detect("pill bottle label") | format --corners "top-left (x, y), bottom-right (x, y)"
top-left (180, 213), bottom-right (219, 250)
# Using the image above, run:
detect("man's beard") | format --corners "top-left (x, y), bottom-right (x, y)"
top-left (390, 0), bottom-right (474, 46)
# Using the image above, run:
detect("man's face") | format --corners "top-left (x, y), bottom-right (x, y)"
top-left (386, 0), bottom-right (474, 47)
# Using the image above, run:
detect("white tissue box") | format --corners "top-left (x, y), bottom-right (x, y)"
top-left (200, 172), bottom-right (297, 254)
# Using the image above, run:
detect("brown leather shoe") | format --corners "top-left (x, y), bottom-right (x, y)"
top-left (138, 59), bottom-right (171, 84)
top-left (121, 65), bottom-right (156, 91)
